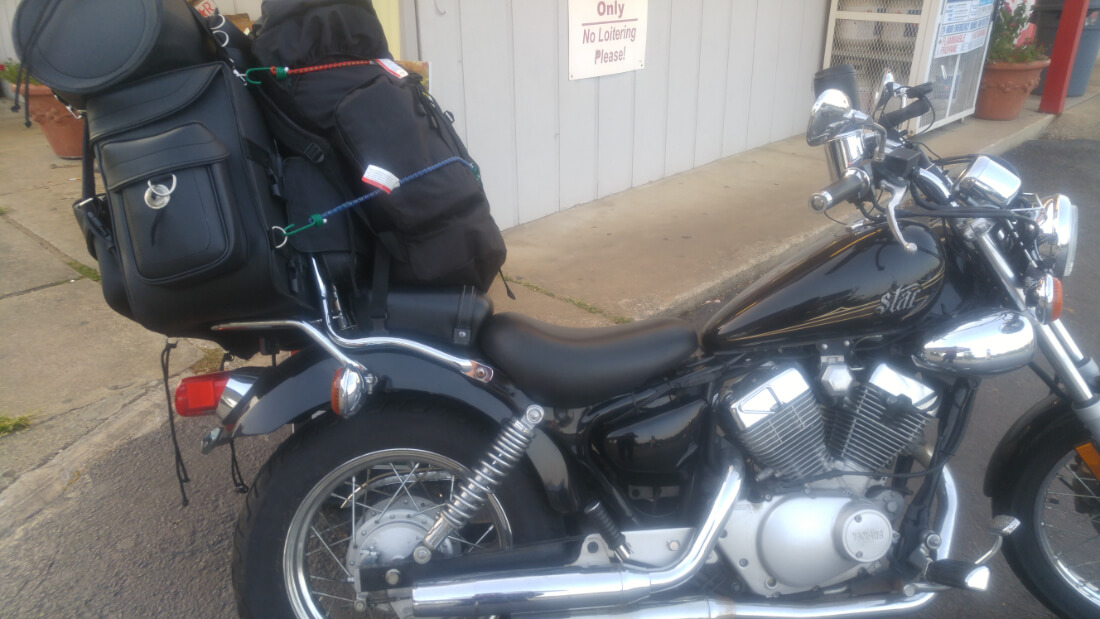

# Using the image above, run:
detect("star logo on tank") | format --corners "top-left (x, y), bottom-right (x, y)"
top-left (875, 283), bottom-right (922, 315)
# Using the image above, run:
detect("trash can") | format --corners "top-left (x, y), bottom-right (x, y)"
top-left (1034, 0), bottom-right (1100, 97)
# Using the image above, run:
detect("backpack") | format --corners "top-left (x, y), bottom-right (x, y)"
top-left (251, 0), bottom-right (507, 292)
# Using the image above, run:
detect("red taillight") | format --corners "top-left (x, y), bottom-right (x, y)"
top-left (1052, 277), bottom-right (1064, 321)
top-left (175, 371), bottom-right (233, 417)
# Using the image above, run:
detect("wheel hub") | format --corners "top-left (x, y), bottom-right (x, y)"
top-left (351, 503), bottom-right (453, 567)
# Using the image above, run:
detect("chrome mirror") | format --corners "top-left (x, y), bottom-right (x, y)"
top-left (869, 68), bottom-right (897, 115)
top-left (807, 89), bottom-right (853, 146)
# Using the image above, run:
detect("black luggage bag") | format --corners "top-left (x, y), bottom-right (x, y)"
top-left (82, 62), bottom-right (304, 341)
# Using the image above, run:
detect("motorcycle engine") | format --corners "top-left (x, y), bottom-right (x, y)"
top-left (714, 363), bottom-right (938, 596)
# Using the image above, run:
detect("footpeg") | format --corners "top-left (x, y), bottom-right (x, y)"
top-left (913, 515), bottom-right (1017, 592)
top-left (925, 559), bottom-right (991, 591)
top-left (975, 514), bottom-right (1021, 565)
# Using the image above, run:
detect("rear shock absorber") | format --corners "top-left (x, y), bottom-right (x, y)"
top-left (414, 405), bottom-right (545, 563)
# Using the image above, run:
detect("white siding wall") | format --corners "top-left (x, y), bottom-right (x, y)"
top-left (0, 0), bottom-right (829, 229)
top-left (1, 0), bottom-right (21, 62)
top-left (416, 0), bottom-right (829, 228)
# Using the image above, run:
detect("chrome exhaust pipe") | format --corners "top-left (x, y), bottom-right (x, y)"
top-left (517, 467), bottom-right (961, 619)
top-left (411, 462), bottom-right (745, 617)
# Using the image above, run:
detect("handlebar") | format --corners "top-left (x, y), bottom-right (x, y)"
top-left (809, 167), bottom-right (871, 212)
top-left (881, 97), bottom-right (932, 129)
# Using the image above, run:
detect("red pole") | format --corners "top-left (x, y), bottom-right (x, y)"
top-left (1038, 0), bottom-right (1090, 114)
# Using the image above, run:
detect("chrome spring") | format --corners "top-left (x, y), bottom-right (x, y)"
top-left (421, 406), bottom-right (544, 552)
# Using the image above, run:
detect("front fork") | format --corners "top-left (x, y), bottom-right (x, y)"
top-left (973, 230), bottom-right (1100, 439)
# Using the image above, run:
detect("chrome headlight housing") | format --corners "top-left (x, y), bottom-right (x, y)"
top-left (1035, 194), bottom-right (1078, 277)
top-left (954, 156), bottom-right (1021, 207)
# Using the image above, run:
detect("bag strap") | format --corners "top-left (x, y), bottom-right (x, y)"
top-left (454, 286), bottom-right (474, 346)
top-left (368, 244), bottom-right (390, 333)
top-left (72, 122), bottom-right (114, 258)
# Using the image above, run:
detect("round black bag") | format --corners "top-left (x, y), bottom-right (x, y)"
top-left (13, 0), bottom-right (212, 103)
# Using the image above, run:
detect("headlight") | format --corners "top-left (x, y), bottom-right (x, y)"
top-left (955, 156), bottom-right (1021, 207)
top-left (824, 130), bottom-right (868, 181)
top-left (1036, 194), bottom-right (1078, 277)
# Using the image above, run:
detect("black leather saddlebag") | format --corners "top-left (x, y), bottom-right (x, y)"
top-left (82, 62), bottom-right (303, 340)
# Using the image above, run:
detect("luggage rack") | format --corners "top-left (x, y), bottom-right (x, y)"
top-left (211, 257), bottom-right (494, 384)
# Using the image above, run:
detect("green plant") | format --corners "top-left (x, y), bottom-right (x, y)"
top-left (986, 2), bottom-right (1047, 63)
top-left (0, 60), bottom-right (42, 85)
top-left (0, 414), bottom-right (32, 437)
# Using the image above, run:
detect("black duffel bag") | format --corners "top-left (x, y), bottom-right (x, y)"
top-left (252, 0), bottom-right (507, 293)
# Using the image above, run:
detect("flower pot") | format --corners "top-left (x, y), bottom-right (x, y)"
top-left (974, 60), bottom-right (1051, 120)
top-left (24, 84), bottom-right (84, 158)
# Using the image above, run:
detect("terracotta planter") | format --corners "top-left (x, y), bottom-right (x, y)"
top-left (24, 84), bottom-right (84, 158)
top-left (974, 60), bottom-right (1051, 121)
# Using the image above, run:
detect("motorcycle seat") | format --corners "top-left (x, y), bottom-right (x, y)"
top-left (479, 312), bottom-right (699, 408)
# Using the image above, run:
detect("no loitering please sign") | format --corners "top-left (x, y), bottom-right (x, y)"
top-left (568, 0), bottom-right (648, 80)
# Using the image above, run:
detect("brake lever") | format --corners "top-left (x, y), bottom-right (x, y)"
top-left (879, 179), bottom-right (918, 254)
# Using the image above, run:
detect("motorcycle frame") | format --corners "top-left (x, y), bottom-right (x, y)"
top-left (203, 199), bottom-right (1100, 614)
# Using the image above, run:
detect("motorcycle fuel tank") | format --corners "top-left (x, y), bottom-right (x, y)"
top-left (703, 223), bottom-right (945, 351)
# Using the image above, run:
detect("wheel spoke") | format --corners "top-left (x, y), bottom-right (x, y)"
top-left (314, 591), bottom-right (357, 604)
top-left (311, 525), bottom-right (353, 579)
top-left (1046, 490), bottom-right (1100, 500)
top-left (350, 474), bottom-right (357, 534)
top-left (1041, 521), bottom-right (1100, 541)
top-left (1042, 505), bottom-right (1100, 525)
top-left (1068, 471), bottom-right (1100, 501)
top-left (473, 524), bottom-right (496, 548)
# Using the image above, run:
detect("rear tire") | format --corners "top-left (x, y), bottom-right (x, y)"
top-left (232, 397), bottom-right (562, 618)
top-left (995, 417), bottom-right (1100, 619)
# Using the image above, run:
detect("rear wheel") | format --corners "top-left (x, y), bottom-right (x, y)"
top-left (232, 398), bottom-right (561, 618)
top-left (997, 419), bottom-right (1100, 619)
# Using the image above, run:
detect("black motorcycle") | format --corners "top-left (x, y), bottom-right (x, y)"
top-left (180, 68), bottom-right (1099, 618)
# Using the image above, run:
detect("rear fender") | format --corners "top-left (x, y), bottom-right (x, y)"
top-left (217, 346), bottom-right (580, 513)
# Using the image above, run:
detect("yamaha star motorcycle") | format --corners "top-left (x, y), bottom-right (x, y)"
top-left (182, 67), bottom-right (1099, 618)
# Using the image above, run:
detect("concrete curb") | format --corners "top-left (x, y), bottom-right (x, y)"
top-left (0, 382), bottom-right (166, 539)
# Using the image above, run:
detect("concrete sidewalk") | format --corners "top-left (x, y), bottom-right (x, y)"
top-left (0, 78), bottom-right (1096, 537)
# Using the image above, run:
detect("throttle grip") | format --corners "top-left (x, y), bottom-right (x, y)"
top-left (809, 167), bottom-right (871, 212)
top-left (881, 98), bottom-right (932, 129)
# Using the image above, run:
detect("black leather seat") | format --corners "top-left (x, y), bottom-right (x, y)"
top-left (479, 313), bottom-right (699, 408)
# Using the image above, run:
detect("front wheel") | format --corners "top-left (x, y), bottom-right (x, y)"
top-left (996, 417), bottom-right (1100, 619)
top-left (232, 398), bottom-right (562, 618)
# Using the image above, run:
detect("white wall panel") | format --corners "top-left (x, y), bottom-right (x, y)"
top-left (2, 0), bottom-right (21, 62)
top-left (770, 0), bottom-right (805, 142)
top-left (513, 0), bottom-right (561, 221)
top-left (597, 71), bottom-right (636, 198)
top-left (746, 0), bottom-right (782, 149)
top-left (632, 0), bottom-right (672, 187)
top-left (459, 0), bottom-right (519, 228)
top-left (416, 0), bottom-right (469, 142)
top-left (694, 0), bottom-right (732, 166)
top-left (722, 0), bottom-right (759, 156)
top-left (794, 1), bottom-right (830, 136)
top-left (557, 0), bottom-right (598, 210)
top-left (662, 0), bottom-right (703, 176)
